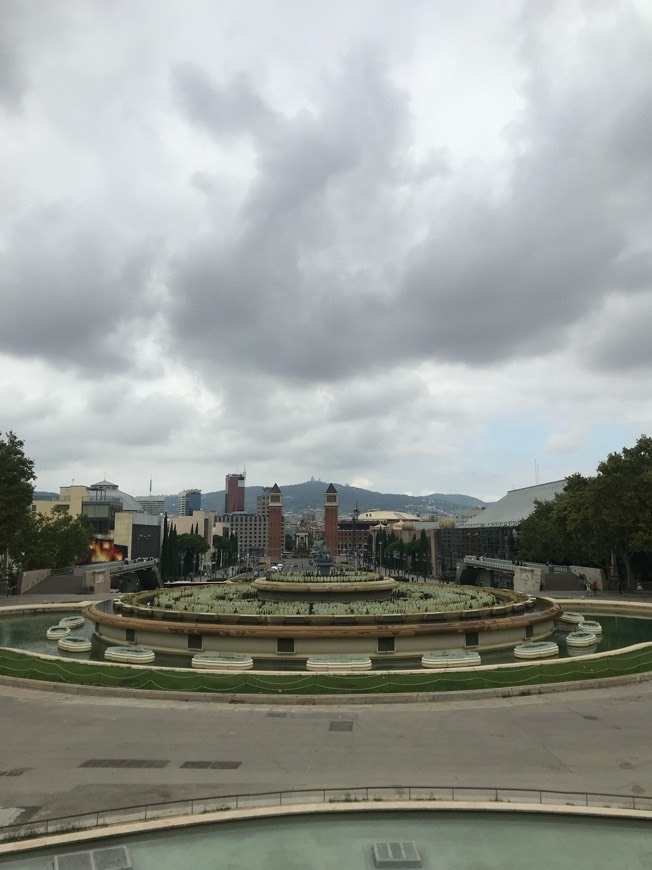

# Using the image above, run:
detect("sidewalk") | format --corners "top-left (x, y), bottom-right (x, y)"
top-left (0, 592), bottom-right (110, 609)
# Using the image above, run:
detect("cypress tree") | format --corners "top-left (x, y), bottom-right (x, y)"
top-left (161, 514), bottom-right (169, 581)
top-left (169, 525), bottom-right (179, 579)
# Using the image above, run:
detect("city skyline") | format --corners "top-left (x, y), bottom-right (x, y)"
top-left (3, 2), bottom-right (652, 502)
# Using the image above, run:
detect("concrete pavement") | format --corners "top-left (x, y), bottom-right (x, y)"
top-left (0, 679), bottom-right (651, 823)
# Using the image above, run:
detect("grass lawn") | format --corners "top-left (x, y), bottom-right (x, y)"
top-left (1, 645), bottom-right (651, 695)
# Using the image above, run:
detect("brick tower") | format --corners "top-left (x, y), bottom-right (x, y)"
top-left (324, 483), bottom-right (339, 557)
top-left (267, 483), bottom-right (283, 561)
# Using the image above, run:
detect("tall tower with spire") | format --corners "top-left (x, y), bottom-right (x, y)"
top-left (267, 483), bottom-right (283, 561)
top-left (324, 483), bottom-right (339, 557)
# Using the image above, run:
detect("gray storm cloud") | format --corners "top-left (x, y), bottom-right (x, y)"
top-left (166, 11), bottom-right (652, 384)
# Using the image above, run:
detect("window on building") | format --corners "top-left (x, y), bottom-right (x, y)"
top-left (465, 631), bottom-right (479, 647)
top-left (126, 629), bottom-right (136, 643)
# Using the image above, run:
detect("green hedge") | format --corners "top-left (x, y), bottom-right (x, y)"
top-left (1, 646), bottom-right (652, 695)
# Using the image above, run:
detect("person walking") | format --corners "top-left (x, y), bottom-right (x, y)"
top-left (591, 580), bottom-right (598, 596)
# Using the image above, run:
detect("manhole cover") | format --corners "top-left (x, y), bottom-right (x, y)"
top-left (330, 720), bottom-right (354, 731)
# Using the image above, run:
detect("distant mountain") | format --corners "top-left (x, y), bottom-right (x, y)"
top-left (33, 491), bottom-right (59, 500)
top-left (171, 480), bottom-right (490, 517)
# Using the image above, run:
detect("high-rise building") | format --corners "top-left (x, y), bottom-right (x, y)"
top-left (217, 482), bottom-right (283, 562)
top-left (179, 489), bottom-right (201, 516)
top-left (324, 483), bottom-right (339, 555)
top-left (136, 496), bottom-right (166, 516)
top-left (225, 473), bottom-right (245, 513)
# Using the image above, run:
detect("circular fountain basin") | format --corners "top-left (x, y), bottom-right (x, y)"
top-left (105, 646), bottom-right (155, 664)
top-left (191, 653), bottom-right (253, 670)
top-left (568, 643), bottom-right (598, 657)
top-left (46, 625), bottom-right (71, 641)
top-left (513, 641), bottom-right (559, 660)
top-left (566, 630), bottom-right (598, 648)
top-left (421, 650), bottom-right (481, 668)
top-left (559, 611), bottom-right (584, 625)
top-left (579, 619), bottom-right (603, 636)
top-left (59, 615), bottom-right (86, 630)
top-left (306, 655), bottom-right (372, 671)
top-left (58, 636), bottom-right (92, 653)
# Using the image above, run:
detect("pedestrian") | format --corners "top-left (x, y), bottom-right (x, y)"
top-left (591, 580), bottom-right (598, 597)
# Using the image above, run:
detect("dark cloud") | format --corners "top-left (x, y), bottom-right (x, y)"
top-left (167, 10), bottom-right (652, 386)
top-left (0, 1), bottom-right (30, 111)
top-left (0, 206), bottom-right (159, 374)
top-left (174, 64), bottom-right (278, 141)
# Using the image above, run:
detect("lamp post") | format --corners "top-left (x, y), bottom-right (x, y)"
top-left (352, 506), bottom-right (359, 569)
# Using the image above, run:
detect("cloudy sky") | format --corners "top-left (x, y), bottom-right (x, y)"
top-left (3, 0), bottom-right (652, 502)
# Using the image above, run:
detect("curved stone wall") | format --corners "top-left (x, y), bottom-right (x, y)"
top-left (86, 590), bottom-right (562, 667)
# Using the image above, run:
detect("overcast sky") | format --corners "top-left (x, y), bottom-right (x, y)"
top-left (3, 0), bottom-right (652, 503)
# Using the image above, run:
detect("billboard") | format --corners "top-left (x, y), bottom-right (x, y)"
top-left (86, 537), bottom-right (129, 564)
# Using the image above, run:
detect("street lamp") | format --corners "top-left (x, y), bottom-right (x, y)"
top-left (352, 506), bottom-right (359, 569)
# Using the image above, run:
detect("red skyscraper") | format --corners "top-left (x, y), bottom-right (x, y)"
top-left (225, 473), bottom-right (245, 513)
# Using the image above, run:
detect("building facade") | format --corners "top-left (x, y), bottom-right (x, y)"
top-left (178, 489), bottom-right (201, 516)
top-left (136, 496), bottom-right (166, 516)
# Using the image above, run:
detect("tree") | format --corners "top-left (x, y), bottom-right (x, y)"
top-left (22, 510), bottom-right (94, 570)
top-left (0, 432), bottom-right (36, 582)
top-left (160, 514), bottom-right (170, 581)
top-left (177, 532), bottom-right (209, 577)
top-left (168, 526), bottom-right (179, 579)
top-left (212, 533), bottom-right (238, 570)
top-left (518, 436), bottom-right (652, 589)
top-left (580, 437), bottom-right (652, 589)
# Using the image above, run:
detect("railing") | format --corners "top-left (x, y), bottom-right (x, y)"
top-left (3, 785), bottom-right (652, 842)
top-left (463, 558), bottom-right (571, 574)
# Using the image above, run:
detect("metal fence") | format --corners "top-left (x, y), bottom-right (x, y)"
top-left (3, 785), bottom-right (652, 843)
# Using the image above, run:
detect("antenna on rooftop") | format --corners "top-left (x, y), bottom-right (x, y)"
top-left (534, 459), bottom-right (540, 485)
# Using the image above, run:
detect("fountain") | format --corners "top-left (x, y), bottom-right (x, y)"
top-left (85, 548), bottom-right (562, 669)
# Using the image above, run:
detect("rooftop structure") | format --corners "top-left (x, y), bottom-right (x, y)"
top-left (461, 481), bottom-right (567, 528)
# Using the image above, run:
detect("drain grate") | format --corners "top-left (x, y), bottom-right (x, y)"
top-left (180, 760), bottom-right (242, 769)
top-left (54, 845), bottom-right (131, 869)
top-left (372, 841), bottom-right (422, 868)
top-left (80, 759), bottom-right (169, 769)
top-left (329, 720), bottom-right (354, 732)
top-left (266, 711), bottom-right (287, 718)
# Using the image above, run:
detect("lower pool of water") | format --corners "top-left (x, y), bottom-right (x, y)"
top-left (1, 811), bottom-right (652, 870)
top-left (0, 610), bottom-right (650, 669)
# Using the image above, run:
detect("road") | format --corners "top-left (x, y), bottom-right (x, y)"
top-left (1, 679), bottom-right (651, 823)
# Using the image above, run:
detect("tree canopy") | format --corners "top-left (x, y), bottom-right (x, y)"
top-left (22, 509), bottom-right (94, 570)
top-left (518, 435), bottom-right (652, 588)
top-left (0, 432), bottom-right (36, 580)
